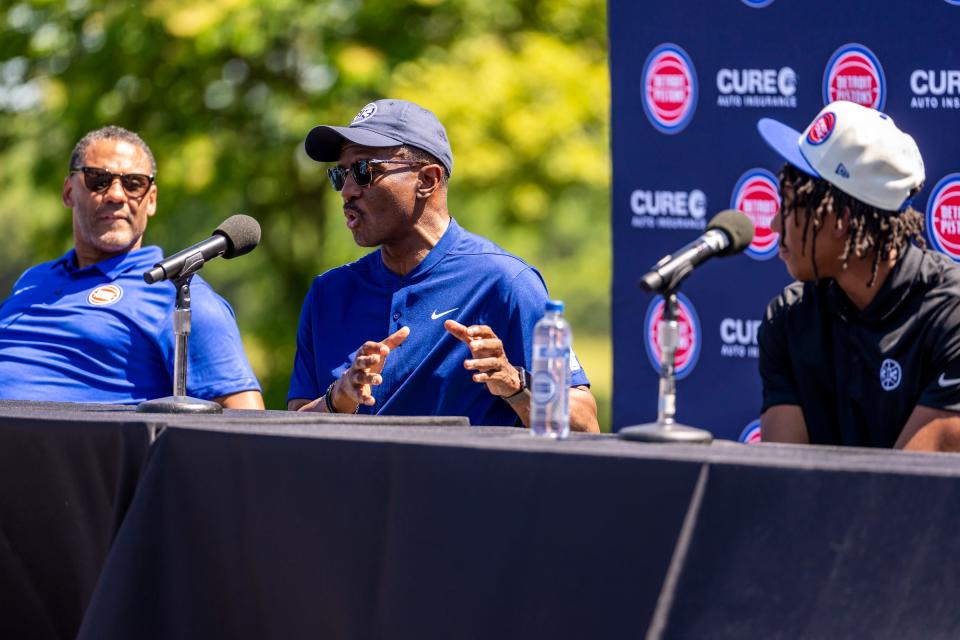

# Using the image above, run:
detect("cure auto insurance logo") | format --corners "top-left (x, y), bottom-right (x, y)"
top-left (642, 43), bottom-right (698, 135)
top-left (731, 169), bottom-right (781, 260)
top-left (822, 43), bottom-right (886, 109)
top-left (644, 293), bottom-right (701, 379)
top-left (926, 173), bottom-right (960, 262)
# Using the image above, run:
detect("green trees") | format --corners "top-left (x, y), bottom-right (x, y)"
top-left (0, 0), bottom-right (610, 424)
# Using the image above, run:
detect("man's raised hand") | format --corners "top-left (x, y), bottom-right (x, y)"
top-left (330, 326), bottom-right (410, 411)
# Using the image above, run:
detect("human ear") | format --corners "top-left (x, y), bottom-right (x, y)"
top-left (62, 175), bottom-right (75, 208)
top-left (833, 206), bottom-right (851, 238)
top-left (416, 165), bottom-right (443, 199)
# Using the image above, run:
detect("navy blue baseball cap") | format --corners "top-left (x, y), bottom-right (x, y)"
top-left (305, 99), bottom-right (454, 176)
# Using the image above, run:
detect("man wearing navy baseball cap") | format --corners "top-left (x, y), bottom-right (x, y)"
top-left (288, 99), bottom-right (599, 431)
top-left (757, 100), bottom-right (960, 451)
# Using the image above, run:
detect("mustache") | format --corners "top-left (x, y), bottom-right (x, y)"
top-left (95, 203), bottom-right (131, 217)
top-left (343, 204), bottom-right (361, 215)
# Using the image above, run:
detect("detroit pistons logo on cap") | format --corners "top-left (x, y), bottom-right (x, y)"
top-left (822, 43), bottom-right (886, 109)
top-left (88, 284), bottom-right (123, 306)
top-left (731, 169), bottom-right (780, 260)
top-left (925, 173), bottom-right (960, 262)
top-left (351, 102), bottom-right (378, 124)
top-left (641, 43), bottom-right (698, 135)
top-left (643, 292), bottom-right (701, 379)
top-left (807, 112), bottom-right (836, 145)
top-left (738, 419), bottom-right (762, 444)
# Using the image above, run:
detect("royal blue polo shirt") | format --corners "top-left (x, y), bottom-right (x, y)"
top-left (288, 218), bottom-right (589, 425)
top-left (0, 246), bottom-right (260, 404)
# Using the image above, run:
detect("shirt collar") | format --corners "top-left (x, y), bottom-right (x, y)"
top-left (55, 246), bottom-right (164, 279)
top-left (828, 243), bottom-right (922, 323)
top-left (374, 217), bottom-right (461, 286)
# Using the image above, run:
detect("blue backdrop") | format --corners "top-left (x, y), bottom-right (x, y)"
top-left (610, 0), bottom-right (960, 440)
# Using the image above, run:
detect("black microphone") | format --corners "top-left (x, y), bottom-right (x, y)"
top-left (639, 210), bottom-right (755, 293)
top-left (144, 214), bottom-right (261, 284)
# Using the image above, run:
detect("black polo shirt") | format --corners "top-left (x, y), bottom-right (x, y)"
top-left (759, 245), bottom-right (960, 447)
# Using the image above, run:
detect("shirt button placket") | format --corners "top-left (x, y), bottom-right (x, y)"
top-left (391, 302), bottom-right (403, 335)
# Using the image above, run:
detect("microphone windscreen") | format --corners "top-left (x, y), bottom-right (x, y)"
top-left (215, 214), bottom-right (261, 259)
top-left (707, 209), bottom-right (755, 256)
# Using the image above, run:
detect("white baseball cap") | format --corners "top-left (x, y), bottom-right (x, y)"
top-left (757, 100), bottom-right (924, 212)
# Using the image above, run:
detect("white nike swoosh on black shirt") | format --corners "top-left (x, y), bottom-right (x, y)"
top-left (938, 373), bottom-right (960, 387)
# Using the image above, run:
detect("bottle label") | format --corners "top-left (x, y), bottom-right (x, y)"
top-left (532, 371), bottom-right (557, 403)
top-left (535, 346), bottom-right (570, 359)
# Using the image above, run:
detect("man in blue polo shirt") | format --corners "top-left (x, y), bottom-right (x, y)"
top-left (288, 99), bottom-right (599, 430)
top-left (0, 126), bottom-right (263, 408)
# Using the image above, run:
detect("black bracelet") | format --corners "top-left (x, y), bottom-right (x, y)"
top-left (500, 366), bottom-right (531, 402)
top-left (324, 381), bottom-right (359, 414)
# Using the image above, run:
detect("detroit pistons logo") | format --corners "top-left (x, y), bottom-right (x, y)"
top-left (88, 284), bottom-right (123, 306)
top-left (731, 169), bottom-right (780, 260)
top-left (807, 112), bottom-right (836, 145)
top-left (641, 44), bottom-right (698, 135)
top-left (822, 44), bottom-right (885, 109)
top-left (643, 293), bottom-right (701, 379)
top-left (925, 173), bottom-right (960, 261)
top-left (738, 419), bottom-right (762, 444)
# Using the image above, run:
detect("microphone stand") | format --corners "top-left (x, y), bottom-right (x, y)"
top-left (137, 255), bottom-right (222, 414)
top-left (619, 288), bottom-right (712, 443)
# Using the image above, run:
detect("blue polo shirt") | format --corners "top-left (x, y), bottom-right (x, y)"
top-left (0, 246), bottom-right (260, 404)
top-left (288, 219), bottom-right (589, 425)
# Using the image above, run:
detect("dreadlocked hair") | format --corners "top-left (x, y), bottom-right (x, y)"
top-left (777, 163), bottom-right (926, 287)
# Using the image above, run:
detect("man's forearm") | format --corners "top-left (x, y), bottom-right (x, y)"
top-left (216, 390), bottom-right (265, 410)
top-left (569, 386), bottom-right (600, 432)
top-left (506, 386), bottom-right (600, 432)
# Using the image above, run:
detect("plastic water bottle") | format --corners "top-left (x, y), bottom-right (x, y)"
top-left (530, 300), bottom-right (571, 438)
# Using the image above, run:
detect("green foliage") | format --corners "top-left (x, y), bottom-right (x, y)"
top-left (0, 0), bottom-right (611, 427)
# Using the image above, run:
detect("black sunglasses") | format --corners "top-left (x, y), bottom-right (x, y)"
top-left (327, 159), bottom-right (426, 192)
top-left (70, 166), bottom-right (155, 198)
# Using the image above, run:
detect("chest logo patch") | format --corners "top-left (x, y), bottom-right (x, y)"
top-left (879, 358), bottom-right (902, 391)
top-left (88, 284), bottom-right (123, 306)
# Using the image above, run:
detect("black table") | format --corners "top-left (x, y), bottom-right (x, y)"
top-left (0, 401), bottom-right (465, 640)
top-left (64, 411), bottom-right (960, 639)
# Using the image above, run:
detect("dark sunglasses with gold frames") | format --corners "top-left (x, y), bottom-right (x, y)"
top-left (70, 166), bottom-right (155, 198)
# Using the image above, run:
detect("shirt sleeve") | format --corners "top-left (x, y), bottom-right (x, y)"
top-left (0, 268), bottom-right (32, 315)
top-left (287, 281), bottom-right (321, 402)
top-left (758, 293), bottom-right (800, 412)
top-left (505, 266), bottom-right (591, 388)
top-left (178, 281), bottom-right (261, 400)
top-left (917, 304), bottom-right (960, 412)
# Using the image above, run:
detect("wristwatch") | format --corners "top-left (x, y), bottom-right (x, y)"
top-left (501, 366), bottom-right (532, 402)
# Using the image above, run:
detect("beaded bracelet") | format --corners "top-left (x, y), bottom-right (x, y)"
top-left (324, 381), bottom-right (359, 414)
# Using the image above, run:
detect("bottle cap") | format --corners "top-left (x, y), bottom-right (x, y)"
top-left (545, 300), bottom-right (564, 313)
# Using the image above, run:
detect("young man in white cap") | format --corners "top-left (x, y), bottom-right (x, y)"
top-left (757, 100), bottom-right (960, 451)
top-left (287, 99), bottom-right (599, 431)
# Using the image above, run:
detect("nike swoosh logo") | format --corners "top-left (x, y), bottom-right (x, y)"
top-left (13, 285), bottom-right (36, 296)
top-left (431, 307), bottom-right (459, 320)
top-left (939, 373), bottom-right (960, 387)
